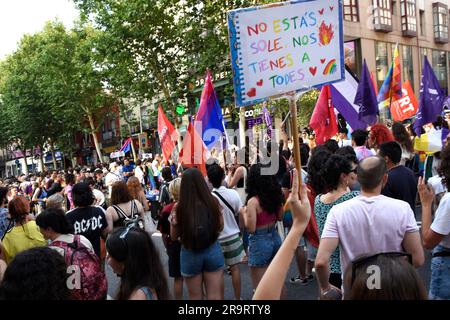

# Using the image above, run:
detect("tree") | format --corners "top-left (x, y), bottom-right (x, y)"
top-left (72, 0), bottom-right (271, 129)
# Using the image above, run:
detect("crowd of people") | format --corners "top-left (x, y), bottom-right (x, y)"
top-left (0, 119), bottom-right (449, 300)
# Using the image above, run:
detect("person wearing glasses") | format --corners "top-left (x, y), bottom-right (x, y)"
top-left (314, 154), bottom-right (359, 289)
top-left (315, 156), bottom-right (424, 299)
top-left (418, 142), bottom-right (450, 300)
top-left (170, 168), bottom-right (224, 300)
top-left (105, 225), bottom-right (170, 300)
top-left (342, 252), bottom-right (427, 300)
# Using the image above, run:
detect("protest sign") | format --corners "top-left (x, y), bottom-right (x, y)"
top-left (110, 151), bottom-right (125, 159)
top-left (228, 0), bottom-right (344, 106)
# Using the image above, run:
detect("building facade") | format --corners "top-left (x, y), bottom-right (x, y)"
top-left (344, 0), bottom-right (450, 95)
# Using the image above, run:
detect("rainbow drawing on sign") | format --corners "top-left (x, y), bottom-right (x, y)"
top-left (323, 59), bottom-right (337, 75)
top-left (318, 21), bottom-right (334, 46)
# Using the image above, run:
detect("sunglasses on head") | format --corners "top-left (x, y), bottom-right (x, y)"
top-left (351, 252), bottom-right (412, 287)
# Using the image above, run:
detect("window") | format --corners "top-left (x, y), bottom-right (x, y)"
top-left (375, 41), bottom-right (389, 89)
top-left (420, 47), bottom-right (428, 70)
top-left (433, 2), bottom-right (448, 43)
top-left (432, 50), bottom-right (448, 95)
top-left (391, 1), bottom-right (396, 15)
top-left (373, 0), bottom-right (393, 32)
top-left (419, 10), bottom-right (425, 36)
top-left (402, 45), bottom-right (414, 89)
top-left (344, 0), bottom-right (359, 22)
top-left (401, 0), bottom-right (417, 36)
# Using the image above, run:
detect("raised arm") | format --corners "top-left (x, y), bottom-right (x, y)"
top-left (418, 177), bottom-right (446, 249)
top-left (253, 169), bottom-right (310, 300)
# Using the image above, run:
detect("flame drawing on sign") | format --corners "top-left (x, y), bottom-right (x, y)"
top-left (318, 22), bottom-right (334, 46)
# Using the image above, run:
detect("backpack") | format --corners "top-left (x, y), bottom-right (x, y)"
top-left (51, 235), bottom-right (107, 300)
top-left (191, 205), bottom-right (215, 251)
top-left (113, 200), bottom-right (145, 229)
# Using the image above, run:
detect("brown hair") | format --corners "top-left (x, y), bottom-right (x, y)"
top-left (8, 196), bottom-right (30, 223)
top-left (176, 168), bottom-right (222, 250)
top-left (126, 177), bottom-right (143, 200)
top-left (343, 254), bottom-right (428, 300)
top-left (110, 181), bottom-right (133, 205)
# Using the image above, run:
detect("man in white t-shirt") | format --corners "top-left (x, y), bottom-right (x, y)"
top-left (105, 162), bottom-right (122, 196)
top-left (134, 159), bottom-right (145, 186)
top-left (207, 164), bottom-right (245, 300)
top-left (315, 156), bottom-right (424, 299)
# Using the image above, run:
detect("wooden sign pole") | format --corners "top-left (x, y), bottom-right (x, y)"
top-left (288, 94), bottom-right (302, 184)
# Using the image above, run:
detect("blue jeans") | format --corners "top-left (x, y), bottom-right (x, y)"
top-left (180, 241), bottom-right (225, 277)
top-left (429, 245), bottom-right (450, 300)
top-left (248, 227), bottom-right (282, 267)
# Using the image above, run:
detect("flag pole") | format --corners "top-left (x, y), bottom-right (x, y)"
top-left (288, 94), bottom-right (302, 185)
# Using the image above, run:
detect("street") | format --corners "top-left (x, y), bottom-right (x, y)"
top-left (106, 205), bottom-right (432, 300)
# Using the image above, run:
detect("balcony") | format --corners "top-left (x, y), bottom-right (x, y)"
top-left (101, 130), bottom-right (120, 148)
top-left (433, 2), bottom-right (449, 43)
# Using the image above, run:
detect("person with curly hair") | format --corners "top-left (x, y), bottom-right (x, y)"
top-left (418, 142), bottom-right (450, 299)
top-left (0, 247), bottom-right (71, 300)
top-left (368, 123), bottom-right (395, 152)
top-left (392, 122), bottom-right (415, 166)
top-left (0, 196), bottom-right (46, 264)
top-left (243, 163), bottom-right (284, 294)
top-left (314, 154), bottom-right (359, 288)
top-left (106, 226), bottom-right (170, 300)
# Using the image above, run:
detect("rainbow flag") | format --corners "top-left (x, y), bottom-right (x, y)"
top-left (377, 43), bottom-right (402, 111)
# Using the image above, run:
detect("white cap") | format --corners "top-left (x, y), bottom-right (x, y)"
top-left (109, 162), bottom-right (118, 170)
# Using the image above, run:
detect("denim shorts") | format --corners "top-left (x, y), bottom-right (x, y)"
top-left (248, 227), bottom-right (282, 267)
top-left (305, 238), bottom-right (318, 262)
top-left (429, 245), bottom-right (450, 300)
top-left (180, 241), bottom-right (225, 277)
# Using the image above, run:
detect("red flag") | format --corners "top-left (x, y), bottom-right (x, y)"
top-left (309, 85), bottom-right (338, 145)
top-left (157, 105), bottom-right (176, 162)
top-left (390, 80), bottom-right (419, 121)
top-left (179, 122), bottom-right (209, 176)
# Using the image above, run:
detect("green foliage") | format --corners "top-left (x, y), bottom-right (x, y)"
top-left (0, 21), bottom-right (115, 158)
top-left (297, 89), bottom-right (320, 128)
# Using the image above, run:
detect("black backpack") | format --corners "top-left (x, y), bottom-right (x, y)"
top-left (190, 205), bottom-right (215, 251)
top-left (113, 201), bottom-right (144, 229)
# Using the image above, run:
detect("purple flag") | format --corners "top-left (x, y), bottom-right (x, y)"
top-left (413, 57), bottom-right (445, 136)
top-left (262, 106), bottom-right (272, 140)
top-left (354, 59), bottom-right (378, 126)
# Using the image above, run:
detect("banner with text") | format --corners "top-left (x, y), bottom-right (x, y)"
top-left (228, 0), bottom-right (344, 106)
top-left (390, 80), bottom-right (418, 121)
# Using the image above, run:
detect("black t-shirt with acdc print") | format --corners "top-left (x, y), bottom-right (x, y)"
top-left (66, 206), bottom-right (107, 257)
